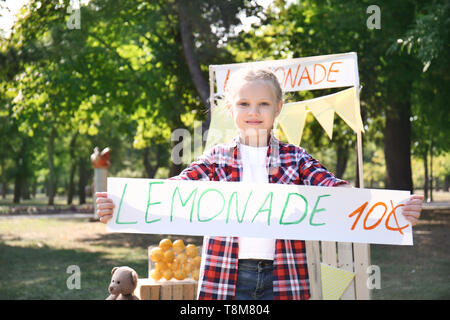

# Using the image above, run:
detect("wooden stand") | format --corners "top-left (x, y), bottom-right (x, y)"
top-left (134, 278), bottom-right (198, 300)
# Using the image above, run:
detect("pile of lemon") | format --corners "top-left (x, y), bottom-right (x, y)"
top-left (149, 238), bottom-right (201, 281)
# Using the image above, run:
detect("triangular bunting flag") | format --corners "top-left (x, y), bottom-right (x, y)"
top-left (204, 99), bottom-right (239, 150)
top-left (332, 87), bottom-right (364, 134)
top-left (307, 100), bottom-right (335, 140)
top-left (320, 263), bottom-right (355, 300)
top-left (204, 86), bottom-right (364, 149)
top-left (276, 101), bottom-right (308, 146)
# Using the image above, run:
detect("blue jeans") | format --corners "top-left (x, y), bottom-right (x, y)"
top-left (234, 259), bottom-right (274, 300)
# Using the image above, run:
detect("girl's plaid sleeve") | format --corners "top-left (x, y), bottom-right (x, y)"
top-left (298, 150), bottom-right (348, 187)
top-left (168, 148), bottom-right (214, 181)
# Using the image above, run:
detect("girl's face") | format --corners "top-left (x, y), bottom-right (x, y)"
top-left (229, 80), bottom-right (282, 146)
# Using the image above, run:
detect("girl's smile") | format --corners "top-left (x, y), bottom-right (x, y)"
top-left (246, 119), bottom-right (263, 125)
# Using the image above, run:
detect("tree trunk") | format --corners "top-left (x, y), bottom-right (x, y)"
top-left (444, 174), bottom-right (450, 192)
top-left (143, 145), bottom-right (161, 178)
top-left (13, 140), bottom-right (27, 204)
top-left (78, 157), bottom-right (87, 205)
top-left (176, 0), bottom-right (211, 145)
top-left (47, 127), bottom-right (56, 205)
top-left (22, 183), bottom-right (30, 200)
top-left (13, 163), bottom-right (22, 204)
top-left (381, 1), bottom-right (417, 193)
top-left (429, 141), bottom-right (433, 202)
top-left (383, 100), bottom-right (413, 192)
top-left (1, 158), bottom-right (8, 199)
top-left (32, 180), bottom-right (36, 198)
top-left (169, 138), bottom-right (185, 178)
top-left (423, 152), bottom-right (429, 201)
top-left (67, 133), bottom-right (79, 205)
top-left (68, 163), bottom-right (76, 205)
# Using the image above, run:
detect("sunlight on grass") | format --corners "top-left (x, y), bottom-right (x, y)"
top-left (0, 211), bottom-right (448, 299)
top-left (0, 217), bottom-right (202, 299)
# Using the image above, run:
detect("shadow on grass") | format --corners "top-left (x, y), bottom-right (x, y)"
top-left (0, 242), bottom-right (144, 300)
top-left (0, 224), bottom-right (204, 300)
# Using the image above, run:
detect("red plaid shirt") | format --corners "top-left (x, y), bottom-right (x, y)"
top-left (169, 134), bottom-right (347, 300)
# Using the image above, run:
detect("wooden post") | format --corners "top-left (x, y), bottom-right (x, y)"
top-left (354, 129), bottom-right (371, 300)
top-left (90, 147), bottom-right (110, 219)
top-left (93, 168), bottom-right (107, 218)
top-left (209, 66), bottom-right (215, 111)
top-left (337, 242), bottom-right (356, 299)
top-left (321, 241), bottom-right (337, 267)
top-left (356, 131), bottom-right (364, 188)
top-left (305, 241), bottom-right (322, 300)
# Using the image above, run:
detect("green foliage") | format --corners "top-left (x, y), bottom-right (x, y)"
top-left (0, 0), bottom-right (448, 202)
top-left (225, 0), bottom-right (449, 188)
top-left (0, 0), bottom-right (263, 202)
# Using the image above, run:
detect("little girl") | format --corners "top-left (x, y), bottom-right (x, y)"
top-left (97, 68), bottom-right (423, 300)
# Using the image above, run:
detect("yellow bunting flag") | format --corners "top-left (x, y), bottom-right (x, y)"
top-left (276, 101), bottom-right (308, 146)
top-left (332, 87), bottom-right (365, 134)
top-left (204, 86), bottom-right (364, 148)
top-left (320, 263), bottom-right (355, 300)
top-left (308, 100), bottom-right (335, 140)
top-left (205, 99), bottom-right (239, 150)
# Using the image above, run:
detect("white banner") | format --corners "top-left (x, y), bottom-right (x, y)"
top-left (106, 178), bottom-right (412, 245)
top-left (211, 52), bottom-right (360, 95)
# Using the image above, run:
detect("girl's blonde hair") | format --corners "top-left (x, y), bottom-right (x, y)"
top-left (223, 68), bottom-right (283, 106)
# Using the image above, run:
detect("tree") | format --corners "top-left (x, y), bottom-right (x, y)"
top-left (390, 0), bottom-right (450, 198)
top-left (226, 0), bottom-right (448, 192)
top-left (175, 0), bottom-right (261, 141)
top-left (2, 0), bottom-right (266, 204)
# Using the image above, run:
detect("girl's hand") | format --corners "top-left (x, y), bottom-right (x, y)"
top-left (96, 192), bottom-right (115, 224)
top-left (402, 194), bottom-right (424, 227)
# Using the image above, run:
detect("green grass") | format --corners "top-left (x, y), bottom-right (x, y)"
top-left (370, 209), bottom-right (450, 299)
top-left (0, 218), bottom-right (202, 299)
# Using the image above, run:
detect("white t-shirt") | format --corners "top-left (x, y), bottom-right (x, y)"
top-left (238, 143), bottom-right (275, 260)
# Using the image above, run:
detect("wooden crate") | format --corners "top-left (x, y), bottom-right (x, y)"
top-left (145, 245), bottom-right (201, 300)
top-left (306, 241), bottom-right (371, 300)
top-left (134, 278), bottom-right (198, 300)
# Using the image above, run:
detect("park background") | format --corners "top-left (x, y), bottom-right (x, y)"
top-left (0, 0), bottom-right (449, 299)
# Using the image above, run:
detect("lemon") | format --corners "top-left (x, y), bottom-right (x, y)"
top-left (163, 249), bottom-right (175, 263)
top-left (191, 268), bottom-right (200, 281)
top-left (170, 260), bottom-right (181, 271)
top-left (154, 261), bottom-right (168, 271)
top-left (150, 269), bottom-right (163, 281)
top-left (173, 239), bottom-right (185, 254)
top-left (174, 269), bottom-right (187, 280)
top-left (185, 244), bottom-right (198, 258)
top-left (192, 256), bottom-right (201, 267)
top-left (149, 247), bottom-right (164, 262)
top-left (159, 238), bottom-right (173, 251)
top-left (175, 252), bottom-right (187, 264)
top-left (163, 269), bottom-right (173, 281)
top-left (183, 261), bottom-right (194, 274)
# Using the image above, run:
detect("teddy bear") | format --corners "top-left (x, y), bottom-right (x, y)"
top-left (106, 266), bottom-right (140, 300)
